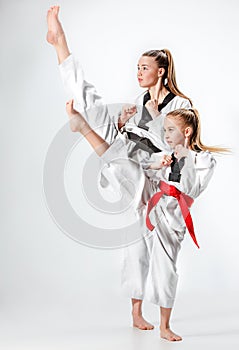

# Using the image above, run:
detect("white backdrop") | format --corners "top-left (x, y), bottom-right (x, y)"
top-left (0, 0), bottom-right (239, 346)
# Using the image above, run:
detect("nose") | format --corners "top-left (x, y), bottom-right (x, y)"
top-left (165, 132), bottom-right (170, 142)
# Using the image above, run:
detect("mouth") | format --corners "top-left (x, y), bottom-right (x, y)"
top-left (138, 78), bottom-right (143, 82)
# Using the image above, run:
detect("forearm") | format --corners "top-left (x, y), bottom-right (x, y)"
top-left (118, 116), bottom-right (125, 130)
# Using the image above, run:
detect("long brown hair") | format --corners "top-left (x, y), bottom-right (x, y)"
top-left (142, 49), bottom-right (192, 105)
top-left (167, 108), bottom-right (229, 153)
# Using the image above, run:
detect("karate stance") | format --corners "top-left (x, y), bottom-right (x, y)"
top-left (46, 6), bottom-right (197, 337)
top-left (64, 100), bottom-right (227, 341)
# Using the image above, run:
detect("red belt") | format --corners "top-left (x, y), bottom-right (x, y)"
top-left (146, 181), bottom-right (199, 248)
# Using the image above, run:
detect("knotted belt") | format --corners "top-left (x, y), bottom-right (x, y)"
top-left (146, 181), bottom-right (199, 248)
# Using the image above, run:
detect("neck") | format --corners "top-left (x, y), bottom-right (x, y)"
top-left (149, 82), bottom-right (169, 103)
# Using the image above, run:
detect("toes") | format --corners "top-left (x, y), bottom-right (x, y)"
top-left (53, 5), bottom-right (60, 15)
top-left (170, 334), bottom-right (182, 342)
top-left (137, 323), bottom-right (153, 330)
top-left (139, 325), bottom-right (147, 330)
top-left (69, 99), bottom-right (74, 110)
top-left (161, 330), bottom-right (182, 342)
top-left (66, 100), bottom-right (71, 113)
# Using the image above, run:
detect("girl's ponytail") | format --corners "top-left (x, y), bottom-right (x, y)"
top-left (167, 108), bottom-right (230, 154)
top-left (163, 49), bottom-right (193, 105)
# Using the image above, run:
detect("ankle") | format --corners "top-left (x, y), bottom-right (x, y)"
top-left (79, 123), bottom-right (91, 135)
top-left (53, 32), bottom-right (66, 48)
top-left (160, 324), bottom-right (170, 331)
top-left (132, 310), bottom-right (142, 317)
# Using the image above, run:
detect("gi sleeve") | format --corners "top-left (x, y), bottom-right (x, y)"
top-left (179, 150), bottom-right (216, 198)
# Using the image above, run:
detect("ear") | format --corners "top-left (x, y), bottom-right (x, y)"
top-left (158, 67), bottom-right (165, 78)
top-left (184, 126), bottom-right (192, 138)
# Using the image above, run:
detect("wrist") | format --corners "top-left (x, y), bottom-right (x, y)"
top-left (118, 114), bottom-right (126, 129)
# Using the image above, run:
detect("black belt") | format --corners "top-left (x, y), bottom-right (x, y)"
top-left (126, 131), bottom-right (161, 154)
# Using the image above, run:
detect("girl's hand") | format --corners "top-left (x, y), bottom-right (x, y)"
top-left (174, 144), bottom-right (189, 159)
top-left (145, 99), bottom-right (160, 119)
top-left (119, 104), bottom-right (137, 127)
top-left (150, 154), bottom-right (172, 169)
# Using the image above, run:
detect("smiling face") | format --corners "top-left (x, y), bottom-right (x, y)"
top-left (137, 56), bottom-right (160, 88)
top-left (164, 116), bottom-right (186, 149)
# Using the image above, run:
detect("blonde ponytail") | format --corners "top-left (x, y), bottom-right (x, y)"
top-left (163, 49), bottom-right (193, 106)
top-left (167, 108), bottom-right (230, 154)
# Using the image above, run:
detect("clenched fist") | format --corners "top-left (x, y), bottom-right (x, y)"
top-left (118, 104), bottom-right (137, 128)
top-left (149, 154), bottom-right (172, 169)
top-left (174, 144), bottom-right (189, 159)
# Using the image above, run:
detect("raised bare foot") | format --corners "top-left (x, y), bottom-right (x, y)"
top-left (66, 99), bottom-right (90, 134)
top-left (160, 327), bottom-right (182, 341)
top-left (132, 314), bottom-right (154, 330)
top-left (46, 5), bottom-right (65, 45)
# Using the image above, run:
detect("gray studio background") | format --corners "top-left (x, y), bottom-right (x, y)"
top-left (1, 0), bottom-right (239, 349)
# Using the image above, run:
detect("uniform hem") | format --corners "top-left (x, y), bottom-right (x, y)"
top-left (120, 289), bottom-right (175, 308)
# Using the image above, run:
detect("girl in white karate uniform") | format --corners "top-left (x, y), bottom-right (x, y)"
top-left (46, 5), bottom-right (201, 339)
top-left (65, 102), bottom-right (227, 341)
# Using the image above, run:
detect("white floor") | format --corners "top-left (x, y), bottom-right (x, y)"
top-left (1, 292), bottom-right (239, 350)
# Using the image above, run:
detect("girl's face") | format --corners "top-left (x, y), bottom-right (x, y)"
top-left (137, 56), bottom-right (159, 88)
top-left (164, 117), bottom-right (186, 149)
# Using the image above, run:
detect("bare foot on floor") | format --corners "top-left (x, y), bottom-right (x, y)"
top-left (133, 314), bottom-right (154, 330)
top-left (46, 5), bottom-right (64, 45)
top-left (66, 99), bottom-right (90, 134)
top-left (160, 327), bottom-right (182, 341)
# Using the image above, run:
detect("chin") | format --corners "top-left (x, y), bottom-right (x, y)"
top-left (139, 82), bottom-right (148, 88)
top-left (167, 143), bottom-right (174, 150)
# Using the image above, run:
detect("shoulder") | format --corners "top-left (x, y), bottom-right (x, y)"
top-left (172, 95), bottom-right (192, 108)
top-left (189, 150), bottom-right (216, 168)
top-left (160, 95), bottom-right (191, 115)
